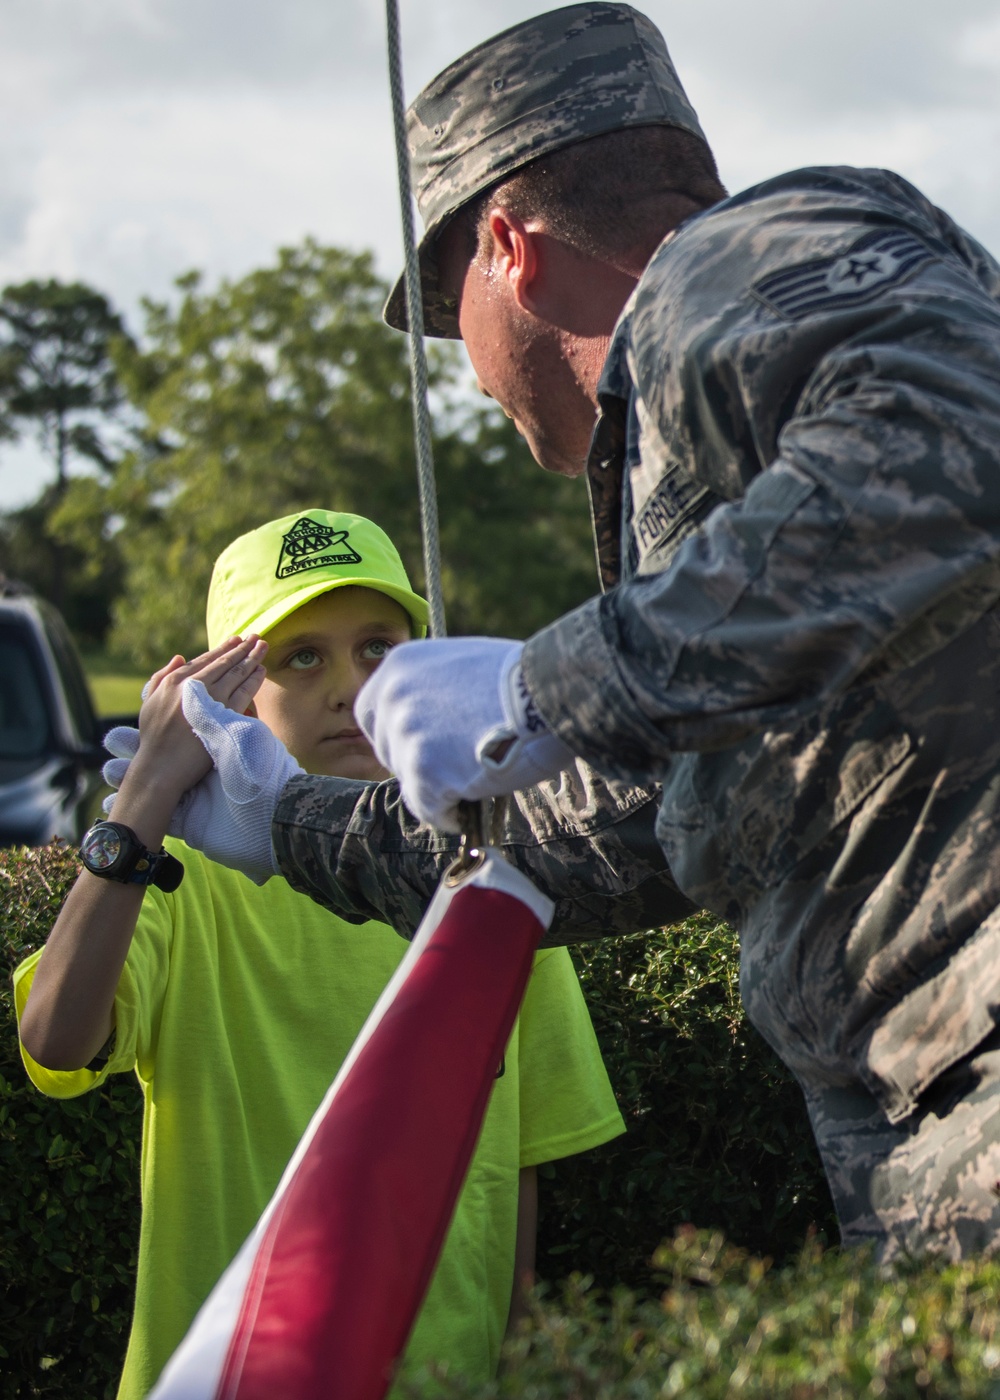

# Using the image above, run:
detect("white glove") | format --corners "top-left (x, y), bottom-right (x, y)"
top-left (173, 679), bottom-right (305, 882)
top-left (102, 725), bottom-right (141, 805)
top-left (102, 683), bottom-right (304, 883)
top-left (103, 725), bottom-right (200, 831)
top-left (355, 637), bottom-right (573, 832)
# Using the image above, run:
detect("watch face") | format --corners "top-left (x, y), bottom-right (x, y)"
top-left (82, 825), bottom-right (124, 871)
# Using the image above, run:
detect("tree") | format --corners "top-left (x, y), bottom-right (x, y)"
top-left (0, 280), bottom-right (127, 485)
top-left (0, 280), bottom-right (130, 619)
top-left (109, 241), bottom-right (596, 668)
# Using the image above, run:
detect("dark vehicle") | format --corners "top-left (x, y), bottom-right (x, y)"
top-left (0, 579), bottom-right (133, 847)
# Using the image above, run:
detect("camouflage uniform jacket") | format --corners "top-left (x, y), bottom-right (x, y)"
top-left (522, 165), bottom-right (1000, 1124)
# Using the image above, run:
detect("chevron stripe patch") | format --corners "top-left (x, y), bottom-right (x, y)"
top-left (753, 228), bottom-right (936, 320)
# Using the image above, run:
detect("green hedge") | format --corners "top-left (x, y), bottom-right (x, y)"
top-left (536, 916), bottom-right (835, 1284)
top-left (407, 1232), bottom-right (1000, 1398)
top-left (0, 842), bottom-right (842, 1396)
top-left (1, 844), bottom-right (141, 1399)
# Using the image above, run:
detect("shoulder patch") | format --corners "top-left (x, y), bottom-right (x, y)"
top-left (752, 228), bottom-right (935, 321)
top-left (276, 516), bottom-right (362, 579)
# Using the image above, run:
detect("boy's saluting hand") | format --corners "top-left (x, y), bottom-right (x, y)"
top-left (112, 634), bottom-right (269, 807)
top-left (103, 635), bottom-right (305, 886)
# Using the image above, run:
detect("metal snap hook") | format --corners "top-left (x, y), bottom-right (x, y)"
top-left (444, 799), bottom-right (489, 885)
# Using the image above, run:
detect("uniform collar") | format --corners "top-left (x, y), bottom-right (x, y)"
top-left (583, 302), bottom-right (636, 591)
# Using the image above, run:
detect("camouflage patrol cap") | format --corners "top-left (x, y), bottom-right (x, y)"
top-left (384, 2), bottom-right (706, 339)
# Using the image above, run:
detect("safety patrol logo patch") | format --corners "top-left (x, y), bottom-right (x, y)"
top-left (752, 228), bottom-right (935, 320)
top-left (276, 516), bottom-right (362, 579)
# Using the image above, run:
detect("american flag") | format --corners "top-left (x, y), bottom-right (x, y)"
top-left (149, 850), bottom-right (553, 1400)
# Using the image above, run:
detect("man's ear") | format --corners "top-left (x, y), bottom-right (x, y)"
top-left (487, 208), bottom-right (542, 315)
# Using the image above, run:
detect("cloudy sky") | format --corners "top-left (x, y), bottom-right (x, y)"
top-left (2, 0), bottom-right (1000, 506)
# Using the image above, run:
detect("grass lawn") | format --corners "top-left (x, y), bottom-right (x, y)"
top-left (80, 650), bottom-right (146, 718)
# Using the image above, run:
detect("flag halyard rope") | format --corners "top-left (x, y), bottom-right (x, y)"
top-left (385, 0), bottom-right (447, 640)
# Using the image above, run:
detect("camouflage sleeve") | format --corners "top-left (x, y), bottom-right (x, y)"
top-left (522, 168), bottom-right (1000, 776)
top-left (271, 764), bottom-right (696, 943)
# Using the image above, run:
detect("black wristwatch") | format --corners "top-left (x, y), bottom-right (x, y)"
top-left (80, 821), bottom-right (184, 893)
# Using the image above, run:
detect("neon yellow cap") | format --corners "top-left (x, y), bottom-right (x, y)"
top-left (206, 510), bottom-right (428, 648)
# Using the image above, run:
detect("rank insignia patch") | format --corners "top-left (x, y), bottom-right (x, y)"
top-left (276, 516), bottom-right (362, 579)
top-left (752, 228), bottom-right (935, 320)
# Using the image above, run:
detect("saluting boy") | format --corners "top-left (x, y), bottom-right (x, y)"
top-left (15, 509), bottom-right (625, 1399)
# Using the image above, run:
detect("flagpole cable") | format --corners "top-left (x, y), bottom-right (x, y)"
top-left (385, 0), bottom-right (447, 640)
top-left (385, 2), bottom-right (490, 853)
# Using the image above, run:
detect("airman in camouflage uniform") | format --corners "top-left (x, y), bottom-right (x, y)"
top-left (516, 161), bottom-right (1000, 1260)
top-left (248, 5), bottom-right (1000, 1258)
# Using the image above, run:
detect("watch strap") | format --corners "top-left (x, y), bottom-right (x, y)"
top-left (127, 846), bottom-right (185, 893)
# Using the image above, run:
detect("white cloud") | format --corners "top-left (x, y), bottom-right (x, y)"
top-left (957, 9), bottom-right (1000, 67)
top-left (0, 89), bottom-right (400, 311)
top-left (2, 0), bottom-right (1000, 510)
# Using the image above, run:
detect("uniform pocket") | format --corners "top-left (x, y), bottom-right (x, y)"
top-left (658, 693), bottom-right (914, 908)
top-left (860, 906), bottom-right (1000, 1123)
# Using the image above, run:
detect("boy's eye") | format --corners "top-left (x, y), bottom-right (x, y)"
top-left (361, 638), bottom-right (396, 662)
top-left (288, 648), bottom-right (321, 671)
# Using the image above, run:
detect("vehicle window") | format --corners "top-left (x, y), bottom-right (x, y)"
top-left (0, 624), bottom-right (51, 759)
top-left (42, 609), bottom-right (96, 743)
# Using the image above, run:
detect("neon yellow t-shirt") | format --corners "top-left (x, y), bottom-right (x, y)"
top-left (14, 840), bottom-right (623, 1398)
